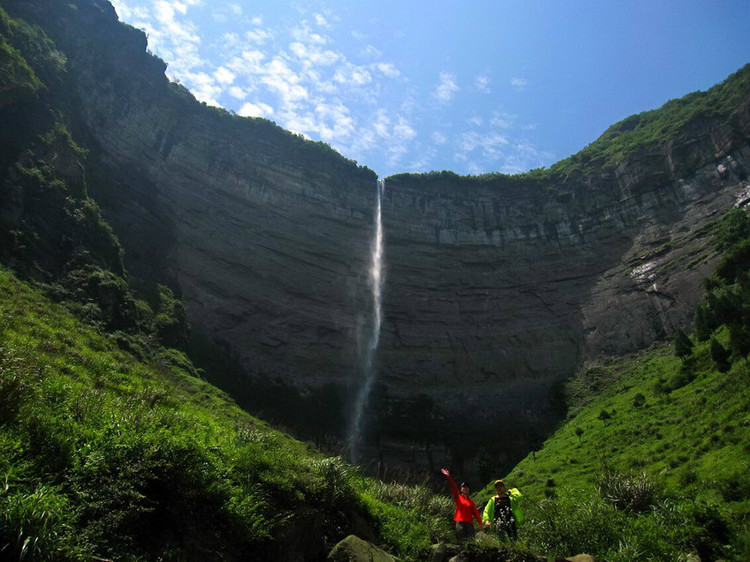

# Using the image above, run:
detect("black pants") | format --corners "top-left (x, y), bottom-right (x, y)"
top-left (494, 514), bottom-right (518, 539)
top-left (455, 521), bottom-right (475, 542)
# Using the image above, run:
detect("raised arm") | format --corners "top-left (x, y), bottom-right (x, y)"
top-left (441, 468), bottom-right (459, 501)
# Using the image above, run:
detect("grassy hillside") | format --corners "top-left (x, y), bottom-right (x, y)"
top-left (0, 266), bottom-right (460, 560)
top-left (482, 210), bottom-right (750, 561)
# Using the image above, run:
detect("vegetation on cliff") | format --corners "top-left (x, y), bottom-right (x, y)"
top-left (389, 63), bottom-right (750, 188)
top-left (550, 63), bottom-right (750, 178)
top-left (492, 208), bottom-right (750, 560)
top-left (0, 266), bottom-right (459, 560)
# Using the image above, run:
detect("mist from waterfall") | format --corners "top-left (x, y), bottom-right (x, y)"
top-left (347, 178), bottom-right (385, 462)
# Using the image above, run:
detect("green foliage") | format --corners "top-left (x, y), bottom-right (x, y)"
top-left (596, 469), bottom-right (659, 512)
top-left (0, 266), bottom-right (455, 559)
top-left (0, 5), bottom-right (66, 85)
top-left (631, 392), bottom-right (646, 408)
top-left (550, 64), bottom-right (750, 177)
top-left (710, 337), bottom-right (731, 372)
top-left (715, 208), bottom-right (750, 251)
top-left (461, 538), bottom-right (539, 561)
top-left (153, 284), bottom-right (189, 348)
top-left (519, 489), bottom-right (732, 561)
top-left (0, 483), bottom-right (78, 560)
top-left (503, 332), bottom-right (749, 558)
top-left (0, 34), bottom-right (44, 103)
top-left (695, 209), bottom-right (750, 349)
top-left (674, 328), bottom-right (694, 360)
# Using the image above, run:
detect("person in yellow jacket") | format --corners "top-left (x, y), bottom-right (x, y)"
top-left (482, 479), bottom-right (523, 539)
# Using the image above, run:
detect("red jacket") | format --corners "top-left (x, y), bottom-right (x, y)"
top-left (445, 474), bottom-right (482, 525)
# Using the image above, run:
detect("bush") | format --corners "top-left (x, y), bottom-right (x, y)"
top-left (310, 457), bottom-right (358, 508)
top-left (0, 484), bottom-right (78, 560)
top-left (596, 469), bottom-right (659, 513)
top-left (0, 345), bottom-right (30, 423)
top-left (710, 337), bottom-right (732, 372)
top-left (524, 494), bottom-right (624, 557)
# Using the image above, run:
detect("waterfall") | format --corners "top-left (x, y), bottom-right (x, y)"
top-left (347, 178), bottom-right (385, 462)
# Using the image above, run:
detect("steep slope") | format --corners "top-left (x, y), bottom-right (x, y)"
top-left (1, 0), bottom-right (749, 478)
top-left (0, 0), bottom-right (377, 434)
top-left (0, 265), bottom-right (462, 560)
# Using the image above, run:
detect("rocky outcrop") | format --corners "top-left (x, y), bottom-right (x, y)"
top-left (375, 123), bottom-right (750, 468)
top-left (2, 0), bottom-right (749, 477)
top-left (327, 535), bottom-right (396, 562)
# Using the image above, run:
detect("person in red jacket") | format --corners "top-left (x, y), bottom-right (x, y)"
top-left (441, 468), bottom-right (482, 543)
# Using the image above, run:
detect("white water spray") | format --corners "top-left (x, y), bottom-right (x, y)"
top-left (347, 178), bottom-right (385, 462)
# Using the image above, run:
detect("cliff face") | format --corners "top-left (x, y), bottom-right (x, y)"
top-left (2, 0), bottom-right (750, 473)
top-left (378, 124), bottom-right (750, 465)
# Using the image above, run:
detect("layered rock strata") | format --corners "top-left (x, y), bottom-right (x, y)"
top-left (3, 0), bottom-right (749, 474)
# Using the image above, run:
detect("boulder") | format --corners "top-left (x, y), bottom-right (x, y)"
top-left (327, 534), bottom-right (397, 562)
top-left (567, 555), bottom-right (597, 562)
top-left (429, 543), bottom-right (461, 561)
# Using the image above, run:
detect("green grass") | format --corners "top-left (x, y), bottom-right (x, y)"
top-left (508, 337), bottom-right (750, 493)
top-left (487, 332), bottom-right (750, 560)
top-left (0, 266), bottom-right (454, 560)
top-left (458, 338), bottom-right (745, 560)
top-left (474, 209), bottom-right (750, 561)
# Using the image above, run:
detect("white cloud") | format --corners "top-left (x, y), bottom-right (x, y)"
top-left (433, 72), bottom-right (459, 104)
top-left (490, 113), bottom-right (514, 129)
top-left (214, 66), bottom-right (236, 86)
top-left (109, 0), bottom-right (132, 19)
top-left (290, 41), bottom-right (340, 67)
top-left (186, 70), bottom-right (223, 106)
top-left (511, 77), bottom-right (528, 88)
top-left (112, 1), bottom-right (415, 175)
top-left (373, 62), bottom-right (400, 78)
top-left (262, 57), bottom-right (308, 103)
top-left (229, 86), bottom-right (247, 99)
top-left (246, 28), bottom-right (272, 44)
top-left (333, 65), bottom-right (372, 86)
top-left (239, 101), bottom-right (274, 118)
top-left (475, 75), bottom-right (491, 92)
top-left (432, 131), bottom-right (448, 145)
top-left (458, 131), bottom-right (509, 159)
top-left (362, 44), bottom-right (382, 58)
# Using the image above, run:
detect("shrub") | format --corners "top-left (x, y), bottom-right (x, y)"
top-left (310, 457), bottom-right (358, 508)
top-left (524, 494), bottom-right (624, 557)
top-left (674, 329), bottom-right (694, 360)
top-left (596, 469), bottom-right (659, 512)
top-left (0, 484), bottom-right (78, 560)
top-left (462, 539), bottom-right (539, 561)
top-left (710, 337), bottom-right (731, 372)
top-left (0, 346), bottom-right (30, 423)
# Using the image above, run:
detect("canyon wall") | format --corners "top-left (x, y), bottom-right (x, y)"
top-left (2, 0), bottom-right (749, 473)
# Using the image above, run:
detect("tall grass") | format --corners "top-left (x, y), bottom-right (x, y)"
top-left (0, 266), bottom-right (460, 559)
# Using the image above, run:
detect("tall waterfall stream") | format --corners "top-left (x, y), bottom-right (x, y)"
top-left (347, 178), bottom-right (385, 462)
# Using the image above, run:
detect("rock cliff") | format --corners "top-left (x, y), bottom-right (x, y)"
top-left (2, 0), bottom-right (749, 475)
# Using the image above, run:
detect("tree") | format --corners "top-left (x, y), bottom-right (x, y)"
top-left (710, 337), bottom-right (731, 373)
top-left (729, 323), bottom-right (750, 357)
top-left (674, 329), bottom-right (694, 361)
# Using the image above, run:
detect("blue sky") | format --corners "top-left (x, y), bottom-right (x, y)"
top-left (109, 0), bottom-right (750, 178)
